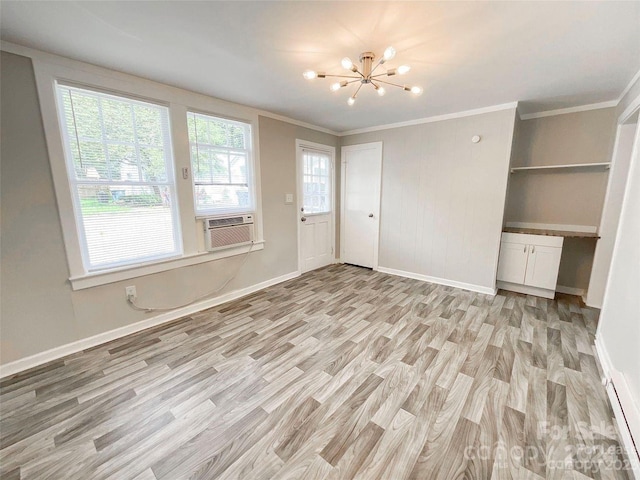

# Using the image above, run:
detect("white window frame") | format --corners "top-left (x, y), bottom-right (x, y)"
top-left (29, 51), bottom-right (264, 290)
top-left (55, 83), bottom-right (184, 271)
top-left (187, 110), bottom-right (256, 217)
top-left (299, 146), bottom-right (333, 216)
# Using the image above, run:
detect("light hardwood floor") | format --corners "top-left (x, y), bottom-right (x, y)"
top-left (0, 265), bottom-right (632, 479)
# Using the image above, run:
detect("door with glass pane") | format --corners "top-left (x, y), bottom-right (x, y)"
top-left (297, 141), bottom-right (335, 273)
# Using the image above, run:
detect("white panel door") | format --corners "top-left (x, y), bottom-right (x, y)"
top-left (524, 245), bottom-right (563, 290)
top-left (300, 214), bottom-right (332, 272)
top-left (341, 142), bottom-right (382, 269)
top-left (497, 242), bottom-right (529, 284)
top-left (297, 142), bottom-right (334, 273)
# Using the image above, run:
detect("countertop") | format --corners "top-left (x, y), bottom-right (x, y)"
top-left (502, 227), bottom-right (600, 239)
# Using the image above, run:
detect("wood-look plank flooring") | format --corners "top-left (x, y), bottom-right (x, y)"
top-left (0, 265), bottom-right (633, 479)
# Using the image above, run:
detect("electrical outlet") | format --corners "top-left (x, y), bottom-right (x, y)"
top-left (125, 286), bottom-right (137, 301)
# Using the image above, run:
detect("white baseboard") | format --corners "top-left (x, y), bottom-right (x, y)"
top-left (594, 336), bottom-right (640, 477)
top-left (496, 281), bottom-right (556, 299)
top-left (377, 266), bottom-right (497, 295)
top-left (586, 300), bottom-right (603, 309)
top-left (0, 270), bottom-right (301, 379)
top-left (556, 285), bottom-right (587, 297)
top-left (595, 336), bottom-right (613, 377)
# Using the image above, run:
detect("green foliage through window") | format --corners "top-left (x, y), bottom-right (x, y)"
top-left (187, 112), bottom-right (253, 214)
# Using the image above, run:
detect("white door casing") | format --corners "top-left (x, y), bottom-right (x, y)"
top-left (296, 140), bottom-right (335, 273)
top-left (340, 142), bottom-right (383, 269)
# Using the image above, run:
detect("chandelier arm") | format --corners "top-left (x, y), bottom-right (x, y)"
top-left (370, 60), bottom-right (385, 76)
top-left (375, 78), bottom-right (406, 89)
top-left (324, 74), bottom-right (362, 79)
top-left (371, 72), bottom-right (393, 78)
top-left (352, 82), bottom-right (364, 98)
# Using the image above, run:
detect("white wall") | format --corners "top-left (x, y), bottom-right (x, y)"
top-left (341, 108), bottom-right (517, 293)
top-left (588, 120), bottom-right (638, 308)
top-left (596, 114), bottom-right (640, 437)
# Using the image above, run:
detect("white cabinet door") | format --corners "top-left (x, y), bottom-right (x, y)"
top-left (524, 245), bottom-right (563, 290)
top-left (497, 242), bottom-right (529, 284)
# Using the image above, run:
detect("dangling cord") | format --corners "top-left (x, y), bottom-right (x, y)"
top-left (192, 112), bottom-right (201, 177)
top-left (68, 89), bottom-right (84, 170)
top-left (127, 241), bottom-right (254, 312)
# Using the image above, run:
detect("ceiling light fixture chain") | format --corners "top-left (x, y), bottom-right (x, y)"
top-left (303, 46), bottom-right (422, 106)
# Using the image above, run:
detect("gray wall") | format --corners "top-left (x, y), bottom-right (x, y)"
top-left (504, 108), bottom-right (617, 291)
top-left (0, 52), bottom-right (338, 365)
top-left (258, 115), bottom-right (341, 260)
top-left (341, 109), bottom-right (517, 291)
top-left (1, 52), bottom-right (78, 362)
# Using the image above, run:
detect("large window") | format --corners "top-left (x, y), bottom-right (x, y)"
top-left (302, 149), bottom-right (332, 214)
top-left (56, 84), bottom-right (181, 271)
top-left (187, 112), bottom-right (253, 215)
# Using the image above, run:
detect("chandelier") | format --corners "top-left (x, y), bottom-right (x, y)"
top-left (303, 46), bottom-right (422, 106)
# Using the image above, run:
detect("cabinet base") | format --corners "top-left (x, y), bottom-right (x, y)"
top-left (496, 281), bottom-right (556, 299)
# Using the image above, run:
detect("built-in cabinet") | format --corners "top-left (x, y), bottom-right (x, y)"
top-left (496, 232), bottom-right (564, 299)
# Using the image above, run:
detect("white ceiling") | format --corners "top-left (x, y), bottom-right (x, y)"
top-left (2, 1), bottom-right (639, 132)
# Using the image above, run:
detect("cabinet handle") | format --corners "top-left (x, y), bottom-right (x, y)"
top-left (524, 245), bottom-right (526, 253)
top-left (531, 245), bottom-right (535, 254)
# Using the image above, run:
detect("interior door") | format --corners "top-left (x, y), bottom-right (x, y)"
top-left (341, 142), bottom-right (382, 269)
top-left (297, 143), bottom-right (334, 273)
top-left (496, 242), bottom-right (529, 284)
top-left (524, 245), bottom-right (563, 289)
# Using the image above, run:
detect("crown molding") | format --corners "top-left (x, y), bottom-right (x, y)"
top-left (618, 67), bottom-right (640, 104)
top-left (519, 101), bottom-right (618, 120)
top-left (338, 102), bottom-right (519, 136)
top-left (256, 110), bottom-right (340, 136)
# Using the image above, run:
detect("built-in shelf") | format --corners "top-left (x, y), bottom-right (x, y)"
top-left (510, 162), bottom-right (611, 173)
top-left (503, 227), bottom-right (599, 239)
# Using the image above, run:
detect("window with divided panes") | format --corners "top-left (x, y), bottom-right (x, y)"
top-left (56, 84), bottom-right (181, 270)
top-left (187, 112), bottom-right (253, 215)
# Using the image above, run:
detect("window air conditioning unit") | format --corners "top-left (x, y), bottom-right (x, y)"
top-left (204, 215), bottom-right (254, 251)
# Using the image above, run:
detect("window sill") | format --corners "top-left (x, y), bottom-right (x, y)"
top-left (69, 241), bottom-right (264, 291)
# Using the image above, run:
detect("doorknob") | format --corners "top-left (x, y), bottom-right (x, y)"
top-left (368, 213), bottom-right (374, 218)
top-left (301, 217), bottom-right (307, 222)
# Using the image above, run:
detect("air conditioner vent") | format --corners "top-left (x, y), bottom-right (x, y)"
top-left (204, 214), bottom-right (254, 251)
top-left (208, 216), bottom-right (245, 228)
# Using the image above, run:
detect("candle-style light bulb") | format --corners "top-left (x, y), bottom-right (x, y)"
top-left (303, 70), bottom-right (317, 80)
